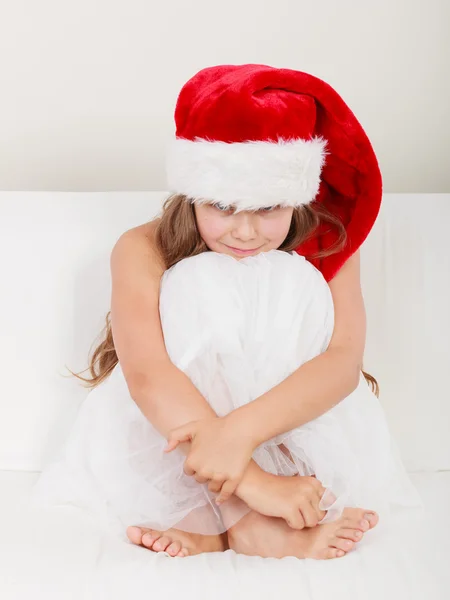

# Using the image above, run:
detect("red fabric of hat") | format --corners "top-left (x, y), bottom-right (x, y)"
top-left (166, 64), bottom-right (382, 282)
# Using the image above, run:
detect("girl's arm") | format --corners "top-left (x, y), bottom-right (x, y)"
top-left (225, 250), bottom-right (367, 447)
top-left (109, 223), bottom-right (266, 493)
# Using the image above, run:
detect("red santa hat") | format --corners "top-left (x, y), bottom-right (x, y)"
top-left (166, 64), bottom-right (382, 281)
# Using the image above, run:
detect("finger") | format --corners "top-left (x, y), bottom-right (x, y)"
top-left (314, 480), bottom-right (336, 506)
top-left (311, 479), bottom-right (327, 503)
top-left (163, 439), bottom-right (181, 453)
top-left (164, 423), bottom-right (196, 452)
top-left (207, 477), bottom-right (226, 494)
top-left (311, 494), bottom-right (327, 521)
top-left (215, 479), bottom-right (238, 505)
top-left (315, 485), bottom-right (336, 511)
top-left (285, 510), bottom-right (305, 530)
top-left (183, 463), bottom-right (196, 477)
top-left (300, 501), bottom-right (320, 528)
top-left (310, 476), bottom-right (325, 493)
top-left (164, 434), bottom-right (192, 453)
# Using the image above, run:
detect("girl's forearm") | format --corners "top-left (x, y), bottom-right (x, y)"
top-left (130, 358), bottom-right (217, 445)
top-left (227, 347), bottom-right (361, 447)
top-left (130, 358), bottom-right (267, 494)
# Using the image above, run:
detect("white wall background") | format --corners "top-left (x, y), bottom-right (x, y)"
top-left (0, 0), bottom-right (449, 192)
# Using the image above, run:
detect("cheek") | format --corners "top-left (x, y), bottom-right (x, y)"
top-left (262, 217), bottom-right (292, 242)
top-left (197, 215), bottom-right (228, 244)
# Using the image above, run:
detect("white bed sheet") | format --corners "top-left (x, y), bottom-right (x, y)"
top-left (0, 470), bottom-right (448, 600)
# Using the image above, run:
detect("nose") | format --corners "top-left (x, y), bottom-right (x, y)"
top-left (231, 212), bottom-right (257, 242)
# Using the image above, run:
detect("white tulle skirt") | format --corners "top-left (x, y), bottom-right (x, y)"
top-left (30, 250), bottom-right (423, 539)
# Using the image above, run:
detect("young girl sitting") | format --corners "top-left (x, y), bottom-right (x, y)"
top-left (30, 64), bottom-right (422, 560)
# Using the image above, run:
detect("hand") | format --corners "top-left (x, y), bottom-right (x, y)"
top-left (239, 471), bottom-right (330, 529)
top-left (164, 415), bottom-right (257, 504)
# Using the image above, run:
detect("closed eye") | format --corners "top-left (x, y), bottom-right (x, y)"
top-left (257, 206), bottom-right (280, 213)
top-left (212, 203), bottom-right (236, 214)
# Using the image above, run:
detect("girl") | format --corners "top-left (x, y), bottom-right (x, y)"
top-left (30, 64), bottom-right (422, 561)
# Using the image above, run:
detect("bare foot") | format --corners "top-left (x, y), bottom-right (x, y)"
top-left (126, 525), bottom-right (228, 557)
top-left (227, 507), bottom-right (379, 560)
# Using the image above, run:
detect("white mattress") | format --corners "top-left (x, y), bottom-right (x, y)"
top-left (1, 470), bottom-right (449, 600)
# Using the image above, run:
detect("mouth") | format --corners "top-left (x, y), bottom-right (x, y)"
top-left (224, 244), bottom-right (263, 256)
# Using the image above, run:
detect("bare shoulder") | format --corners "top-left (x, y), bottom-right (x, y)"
top-left (111, 218), bottom-right (164, 274)
top-left (121, 218), bottom-right (161, 246)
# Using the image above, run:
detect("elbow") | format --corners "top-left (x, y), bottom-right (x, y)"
top-left (350, 366), bottom-right (362, 393)
top-left (127, 376), bottom-right (154, 403)
top-left (349, 356), bottom-right (363, 392)
top-left (125, 357), bottom-right (175, 404)
top-left (329, 346), bottom-right (362, 394)
top-left (124, 365), bottom-right (166, 405)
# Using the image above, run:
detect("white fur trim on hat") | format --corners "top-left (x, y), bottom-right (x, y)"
top-left (165, 136), bottom-right (328, 211)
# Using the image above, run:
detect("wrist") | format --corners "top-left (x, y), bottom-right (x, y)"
top-left (224, 406), bottom-right (265, 450)
top-left (234, 459), bottom-right (274, 501)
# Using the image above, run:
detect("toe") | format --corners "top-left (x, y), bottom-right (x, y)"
top-left (365, 511), bottom-right (379, 529)
top-left (126, 526), bottom-right (143, 545)
top-left (153, 535), bottom-right (172, 552)
top-left (142, 530), bottom-right (161, 548)
top-left (343, 510), bottom-right (369, 530)
top-left (166, 541), bottom-right (182, 556)
top-left (332, 537), bottom-right (355, 553)
top-left (336, 528), bottom-right (364, 543)
top-left (325, 548), bottom-right (344, 559)
top-left (346, 515), bottom-right (370, 532)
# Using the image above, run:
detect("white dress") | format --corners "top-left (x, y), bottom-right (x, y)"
top-left (30, 250), bottom-right (423, 540)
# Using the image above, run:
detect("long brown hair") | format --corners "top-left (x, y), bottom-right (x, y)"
top-left (67, 194), bottom-right (379, 397)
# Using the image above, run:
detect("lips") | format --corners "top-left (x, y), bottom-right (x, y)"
top-left (225, 245), bottom-right (262, 255)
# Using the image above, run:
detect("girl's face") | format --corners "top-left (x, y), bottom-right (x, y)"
top-left (194, 203), bottom-right (294, 259)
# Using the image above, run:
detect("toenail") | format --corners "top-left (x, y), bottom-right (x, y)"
top-left (153, 542), bottom-right (161, 550)
top-left (337, 550), bottom-right (345, 557)
top-left (143, 533), bottom-right (154, 544)
top-left (360, 520), bottom-right (369, 529)
top-left (355, 531), bottom-right (362, 538)
top-left (128, 526), bottom-right (141, 536)
top-left (364, 513), bottom-right (373, 521)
